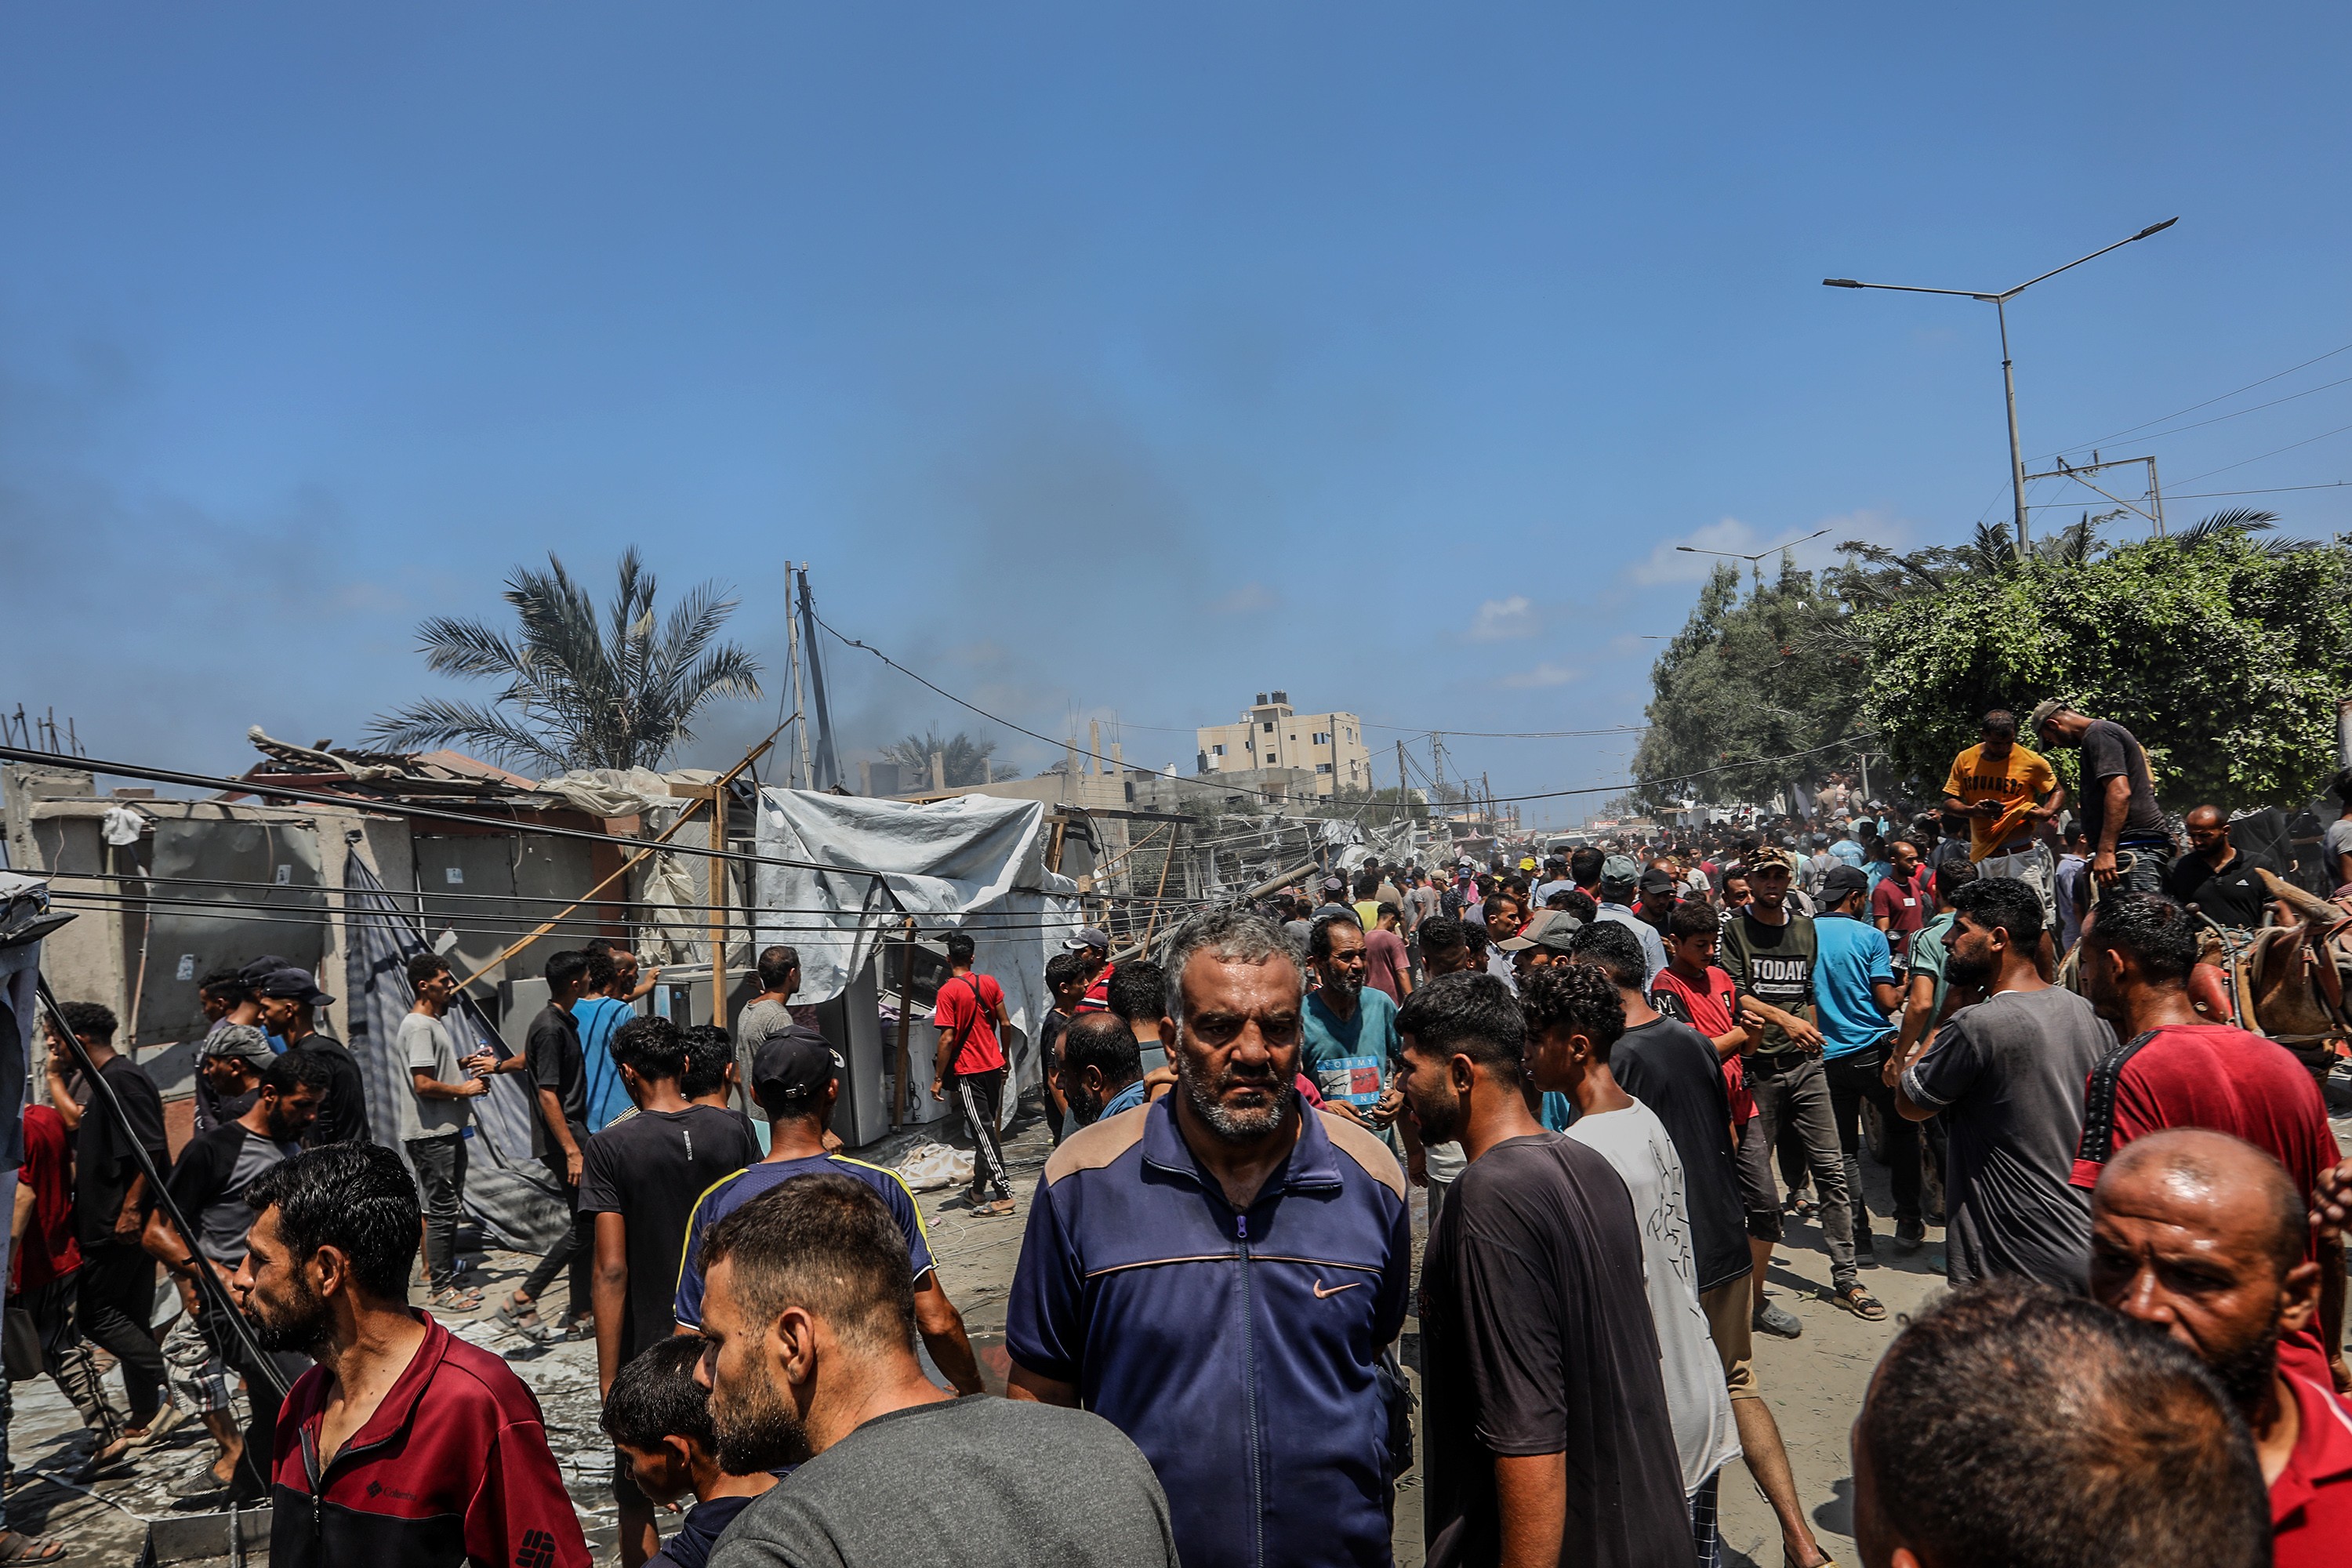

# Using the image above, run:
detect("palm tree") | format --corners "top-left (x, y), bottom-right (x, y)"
top-left (366, 548), bottom-right (763, 773)
top-left (880, 729), bottom-right (998, 788)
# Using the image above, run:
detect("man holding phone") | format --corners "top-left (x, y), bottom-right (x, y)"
top-left (1942, 709), bottom-right (2065, 920)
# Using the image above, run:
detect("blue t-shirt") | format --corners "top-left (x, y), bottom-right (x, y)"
top-left (673, 1154), bottom-right (936, 1329)
top-left (572, 996), bottom-right (635, 1131)
top-left (1099, 1078), bottom-right (1151, 1119)
top-left (1813, 914), bottom-right (1896, 1058)
top-left (1301, 985), bottom-right (1401, 1112)
top-left (1828, 839), bottom-right (1867, 869)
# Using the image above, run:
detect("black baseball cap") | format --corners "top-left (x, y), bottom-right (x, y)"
top-left (752, 1026), bottom-right (840, 1112)
top-left (258, 967), bottom-right (336, 1007)
top-left (1822, 865), bottom-right (1870, 902)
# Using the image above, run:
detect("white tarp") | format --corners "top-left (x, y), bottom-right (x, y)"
top-left (752, 788), bottom-right (1081, 1087)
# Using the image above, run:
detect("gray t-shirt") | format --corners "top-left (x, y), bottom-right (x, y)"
top-left (398, 1011), bottom-right (470, 1142)
top-left (2325, 818), bottom-right (2352, 887)
top-left (1902, 985), bottom-right (2111, 1291)
top-left (709, 1396), bottom-right (1179, 1568)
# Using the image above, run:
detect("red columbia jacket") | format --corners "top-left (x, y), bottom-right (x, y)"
top-left (268, 1312), bottom-right (590, 1568)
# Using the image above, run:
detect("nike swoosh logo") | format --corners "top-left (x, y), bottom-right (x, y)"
top-left (1312, 1279), bottom-right (1363, 1298)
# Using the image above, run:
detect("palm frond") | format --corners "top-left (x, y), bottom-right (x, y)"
top-left (371, 546), bottom-right (764, 773)
top-left (2176, 508), bottom-right (2281, 548)
top-left (362, 699), bottom-right (571, 771)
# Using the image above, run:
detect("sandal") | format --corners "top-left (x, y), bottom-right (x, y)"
top-left (430, 1283), bottom-right (485, 1312)
top-left (975, 1198), bottom-right (1017, 1218)
top-left (1831, 1285), bottom-right (1886, 1321)
top-left (494, 1298), bottom-right (550, 1342)
top-left (0, 1531), bottom-right (65, 1563)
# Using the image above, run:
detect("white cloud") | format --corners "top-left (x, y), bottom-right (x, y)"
top-left (1465, 594), bottom-right (1537, 642)
top-left (1499, 662), bottom-right (1580, 689)
top-left (1209, 581), bottom-right (1279, 615)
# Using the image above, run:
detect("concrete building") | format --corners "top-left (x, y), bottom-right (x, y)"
top-left (1196, 690), bottom-right (1370, 799)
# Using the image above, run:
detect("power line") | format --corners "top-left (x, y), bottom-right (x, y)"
top-left (2176, 420), bottom-right (2352, 486)
top-left (2038, 341), bottom-right (2352, 461)
top-left (2089, 372), bottom-right (2352, 448)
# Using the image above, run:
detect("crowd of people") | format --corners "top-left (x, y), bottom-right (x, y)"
top-left (5, 694), bottom-right (2352, 1567)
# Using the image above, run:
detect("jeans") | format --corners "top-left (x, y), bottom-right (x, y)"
top-left (1980, 840), bottom-right (2056, 924)
top-left (1824, 1045), bottom-right (1921, 1245)
top-left (406, 1133), bottom-right (468, 1288)
top-left (950, 1069), bottom-right (1011, 1204)
top-left (2096, 841), bottom-right (2176, 905)
top-left (77, 1240), bottom-right (165, 1428)
top-left (518, 1140), bottom-right (591, 1317)
top-left (1744, 1055), bottom-right (1857, 1290)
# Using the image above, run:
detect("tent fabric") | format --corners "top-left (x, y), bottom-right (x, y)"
top-left (752, 788), bottom-right (1081, 1093)
top-left (340, 858), bottom-right (570, 1252)
top-left (529, 767), bottom-right (679, 819)
top-left (0, 871), bottom-right (47, 1171)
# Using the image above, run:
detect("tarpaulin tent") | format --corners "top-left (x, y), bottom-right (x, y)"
top-left (752, 788), bottom-right (1081, 1108)
top-left (340, 857), bottom-right (568, 1250)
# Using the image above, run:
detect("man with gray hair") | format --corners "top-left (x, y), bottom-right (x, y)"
top-left (1007, 906), bottom-right (1414, 1568)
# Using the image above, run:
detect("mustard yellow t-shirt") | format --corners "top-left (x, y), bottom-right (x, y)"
top-left (1942, 743), bottom-right (2060, 860)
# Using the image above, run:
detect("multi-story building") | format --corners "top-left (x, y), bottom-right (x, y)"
top-left (1195, 690), bottom-right (1370, 799)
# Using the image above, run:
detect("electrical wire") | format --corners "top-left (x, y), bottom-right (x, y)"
top-left (2038, 342), bottom-right (2352, 461)
top-left (2175, 420), bottom-right (2352, 487)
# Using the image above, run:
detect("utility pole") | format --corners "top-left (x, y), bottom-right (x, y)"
top-left (1396, 739), bottom-right (1410, 831)
top-left (1825, 216), bottom-right (2179, 553)
top-left (786, 566), bottom-right (813, 789)
top-left (2023, 453), bottom-right (2169, 538)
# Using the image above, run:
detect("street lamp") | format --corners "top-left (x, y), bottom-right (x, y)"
top-left (1824, 216), bottom-right (2178, 552)
top-left (1675, 527), bottom-right (1831, 591)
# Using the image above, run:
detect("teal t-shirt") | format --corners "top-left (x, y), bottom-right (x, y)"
top-left (1301, 985), bottom-right (1401, 1112)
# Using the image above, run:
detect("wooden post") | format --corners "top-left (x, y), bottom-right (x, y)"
top-left (891, 916), bottom-right (916, 1129)
top-left (1139, 818), bottom-right (1178, 952)
top-left (709, 782), bottom-right (729, 1033)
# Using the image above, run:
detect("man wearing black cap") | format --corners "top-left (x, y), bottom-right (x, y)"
top-left (256, 968), bottom-right (370, 1147)
top-left (673, 1026), bottom-right (983, 1395)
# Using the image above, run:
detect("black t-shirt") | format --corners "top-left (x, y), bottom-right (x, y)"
top-left (289, 1034), bottom-right (372, 1148)
top-left (1420, 1134), bottom-right (1695, 1568)
top-left (1717, 909), bottom-right (1818, 1058)
top-left (576, 1105), bottom-right (759, 1359)
top-left (525, 1003), bottom-right (586, 1158)
top-left (74, 1054), bottom-right (170, 1249)
top-left (1610, 1017), bottom-right (1751, 1294)
top-left (165, 1120), bottom-right (301, 1264)
top-left (2078, 719), bottom-right (2167, 847)
top-left (2163, 845), bottom-right (2279, 929)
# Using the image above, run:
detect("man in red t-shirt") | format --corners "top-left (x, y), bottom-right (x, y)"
top-left (2090, 1130), bottom-right (2352, 1568)
top-left (13, 1102), bottom-right (126, 1475)
top-left (931, 930), bottom-right (1014, 1216)
top-left (1868, 840), bottom-right (1935, 963)
top-left (2076, 895), bottom-right (2345, 1382)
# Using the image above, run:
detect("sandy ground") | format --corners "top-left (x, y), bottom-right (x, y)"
top-left (29, 1082), bottom-right (2352, 1566)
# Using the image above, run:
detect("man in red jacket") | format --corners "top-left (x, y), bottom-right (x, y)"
top-left (235, 1142), bottom-right (588, 1568)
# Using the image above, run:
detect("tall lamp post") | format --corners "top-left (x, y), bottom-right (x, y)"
top-left (1675, 527), bottom-right (1830, 592)
top-left (1824, 217), bottom-right (2178, 552)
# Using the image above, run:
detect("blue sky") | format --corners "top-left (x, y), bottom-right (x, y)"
top-left (6, 5), bottom-right (2347, 826)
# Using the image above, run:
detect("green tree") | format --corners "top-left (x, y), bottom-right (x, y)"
top-left (1629, 558), bottom-right (1869, 808)
top-left (367, 548), bottom-right (762, 772)
top-left (881, 729), bottom-right (998, 788)
top-left (1852, 525), bottom-right (2352, 811)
